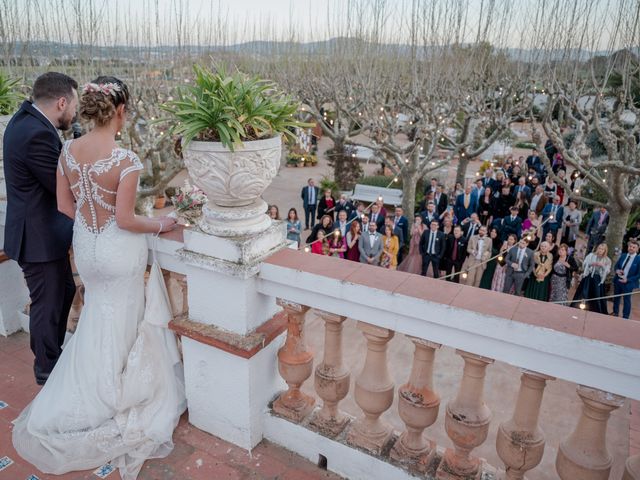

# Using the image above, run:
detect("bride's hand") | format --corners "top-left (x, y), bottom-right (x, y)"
top-left (158, 216), bottom-right (178, 233)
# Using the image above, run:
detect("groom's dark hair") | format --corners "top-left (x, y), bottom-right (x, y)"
top-left (32, 72), bottom-right (78, 103)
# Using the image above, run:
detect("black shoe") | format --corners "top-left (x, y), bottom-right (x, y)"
top-left (33, 365), bottom-right (50, 386)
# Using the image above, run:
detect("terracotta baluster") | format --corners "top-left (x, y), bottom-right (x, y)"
top-left (346, 321), bottom-right (395, 455)
top-left (496, 370), bottom-right (554, 479)
top-left (624, 455), bottom-right (640, 480)
top-left (556, 386), bottom-right (625, 480)
top-left (310, 311), bottom-right (350, 436)
top-left (391, 337), bottom-right (441, 472)
top-left (437, 350), bottom-right (494, 480)
top-left (273, 299), bottom-right (315, 422)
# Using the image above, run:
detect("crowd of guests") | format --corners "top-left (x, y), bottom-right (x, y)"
top-left (267, 150), bottom-right (639, 319)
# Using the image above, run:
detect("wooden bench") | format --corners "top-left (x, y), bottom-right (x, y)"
top-left (350, 184), bottom-right (403, 206)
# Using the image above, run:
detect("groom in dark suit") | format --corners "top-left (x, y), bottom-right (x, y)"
top-left (3, 72), bottom-right (78, 384)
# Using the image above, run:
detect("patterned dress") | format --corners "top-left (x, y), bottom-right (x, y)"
top-left (549, 261), bottom-right (569, 303)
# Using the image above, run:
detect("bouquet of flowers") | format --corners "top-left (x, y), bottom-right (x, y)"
top-left (170, 180), bottom-right (207, 226)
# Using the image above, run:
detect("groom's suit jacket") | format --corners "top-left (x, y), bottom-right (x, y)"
top-left (3, 101), bottom-right (73, 262)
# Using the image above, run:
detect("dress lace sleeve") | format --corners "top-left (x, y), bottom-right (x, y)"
top-left (120, 151), bottom-right (144, 181)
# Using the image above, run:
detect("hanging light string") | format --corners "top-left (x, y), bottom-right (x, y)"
top-left (438, 215), bottom-right (556, 281)
top-left (549, 289), bottom-right (640, 309)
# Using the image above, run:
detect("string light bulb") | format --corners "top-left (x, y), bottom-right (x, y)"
top-left (333, 230), bottom-right (340, 237)
top-left (497, 255), bottom-right (504, 262)
top-left (304, 246), bottom-right (310, 253)
top-left (393, 177), bottom-right (399, 182)
top-left (579, 302), bottom-right (586, 310)
top-left (461, 272), bottom-right (468, 280)
top-left (377, 196), bottom-right (383, 202)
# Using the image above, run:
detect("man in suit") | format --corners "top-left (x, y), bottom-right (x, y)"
top-left (419, 219), bottom-right (445, 278)
top-left (423, 177), bottom-right (438, 197)
top-left (443, 225), bottom-right (468, 283)
top-left (541, 195), bottom-right (564, 237)
top-left (482, 169), bottom-right (494, 189)
top-left (623, 219), bottom-right (640, 252)
top-left (420, 201), bottom-right (439, 226)
top-left (392, 207), bottom-right (409, 263)
top-left (461, 226), bottom-right (492, 287)
top-left (334, 194), bottom-right (354, 219)
top-left (461, 213), bottom-right (482, 241)
top-left (513, 176), bottom-right (531, 199)
top-left (433, 184), bottom-right (448, 215)
top-left (369, 203), bottom-right (385, 232)
top-left (358, 221), bottom-right (383, 266)
top-left (494, 185), bottom-right (516, 220)
top-left (529, 185), bottom-right (548, 216)
top-left (526, 149), bottom-right (543, 174)
top-left (501, 206), bottom-right (523, 241)
top-left (503, 238), bottom-right (535, 296)
top-left (586, 206), bottom-right (609, 254)
top-left (333, 209), bottom-right (349, 238)
top-left (300, 178), bottom-right (320, 230)
top-left (612, 240), bottom-right (640, 319)
top-left (350, 202), bottom-right (365, 225)
top-left (3, 72), bottom-right (78, 385)
top-left (455, 185), bottom-right (478, 222)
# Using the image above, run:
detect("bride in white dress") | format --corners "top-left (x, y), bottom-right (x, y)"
top-left (12, 76), bottom-right (186, 479)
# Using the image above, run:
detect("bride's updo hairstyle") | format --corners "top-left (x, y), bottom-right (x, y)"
top-left (80, 76), bottom-right (130, 127)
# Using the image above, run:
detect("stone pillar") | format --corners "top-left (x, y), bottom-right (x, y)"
top-left (309, 310), bottom-right (350, 437)
top-left (496, 370), bottom-right (554, 480)
top-left (556, 386), bottom-right (625, 480)
top-left (273, 300), bottom-right (315, 422)
top-left (624, 455), bottom-right (640, 480)
top-left (437, 350), bottom-right (494, 480)
top-left (391, 337), bottom-right (441, 471)
top-left (178, 224), bottom-right (288, 450)
top-left (346, 321), bottom-right (395, 455)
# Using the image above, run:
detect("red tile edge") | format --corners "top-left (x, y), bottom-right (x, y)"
top-left (0, 250), bottom-right (9, 263)
top-left (169, 311), bottom-right (287, 359)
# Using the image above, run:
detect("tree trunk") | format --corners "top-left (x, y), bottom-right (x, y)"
top-left (606, 204), bottom-right (631, 259)
top-left (328, 137), bottom-right (363, 190)
top-left (455, 155), bottom-right (471, 186)
top-left (401, 171), bottom-right (418, 221)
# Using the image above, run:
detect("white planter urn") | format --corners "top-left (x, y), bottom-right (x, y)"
top-left (0, 114), bottom-right (11, 201)
top-left (182, 135), bottom-right (281, 237)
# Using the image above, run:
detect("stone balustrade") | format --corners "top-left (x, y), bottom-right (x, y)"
top-left (259, 250), bottom-right (640, 480)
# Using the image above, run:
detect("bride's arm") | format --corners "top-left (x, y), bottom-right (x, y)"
top-left (115, 171), bottom-right (176, 234)
top-left (56, 164), bottom-right (76, 220)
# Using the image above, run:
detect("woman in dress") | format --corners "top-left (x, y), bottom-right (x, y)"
top-left (556, 169), bottom-right (567, 204)
top-left (440, 215), bottom-right (454, 236)
top-left (311, 230), bottom-right (329, 255)
top-left (286, 208), bottom-right (301, 247)
top-left (346, 220), bottom-right (362, 262)
top-left (380, 224), bottom-right (400, 269)
top-left (492, 234), bottom-right (517, 292)
top-left (544, 231), bottom-right (558, 259)
top-left (514, 191), bottom-right (530, 219)
top-left (268, 204), bottom-right (280, 220)
top-left (522, 210), bottom-right (542, 250)
top-left (573, 243), bottom-right (611, 313)
top-left (549, 244), bottom-right (578, 304)
top-left (479, 227), bottom-right (501, 289)
top-left (477, 186), bottom-right (495, 227)
top-left (398, 215), bottom-right (425, 274)
top-left (562, 200), bottom-right (582, 248)
top-left (525, 241), bottom-right (553, 301)
top-left (328, 231), bottom-right (347, 258)
top-left (317, 189), bottom-right (336, 221)
top-left (543, 177), bottom-right (558, 201)
top-left (12, 77), bottom-right (185, 480)
top-left (306, 214), bottom-right (333, 244)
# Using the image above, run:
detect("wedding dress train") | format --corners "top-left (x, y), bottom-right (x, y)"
top-left (12, 140), bottom-right (186, 480)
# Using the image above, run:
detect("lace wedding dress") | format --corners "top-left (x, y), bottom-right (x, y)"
top-left (12, 140), bottom-right (187, 480)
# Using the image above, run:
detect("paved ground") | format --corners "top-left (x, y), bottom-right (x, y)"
top-left (0, 332), bottom-right (343, 480)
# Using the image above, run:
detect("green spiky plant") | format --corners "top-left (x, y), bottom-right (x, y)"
top-left (0, 73), bottom-right (22, 116)
top-left (161, 65), bottom-right (308, 151)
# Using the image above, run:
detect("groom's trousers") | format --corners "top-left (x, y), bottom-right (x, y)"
top-left (19, 256), bottom-right (76, 374)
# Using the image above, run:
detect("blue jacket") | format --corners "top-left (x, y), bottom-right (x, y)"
top-left (393, 215), bottom-right (409, 245)
top-left (614, 253), bottom-right (640, 290)
top-left (3, 101), bottom-right (73, 262)
top-left (454, 191), bottom-right (478, 221)
top-left (541, 204), bottom-right (564, 228)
